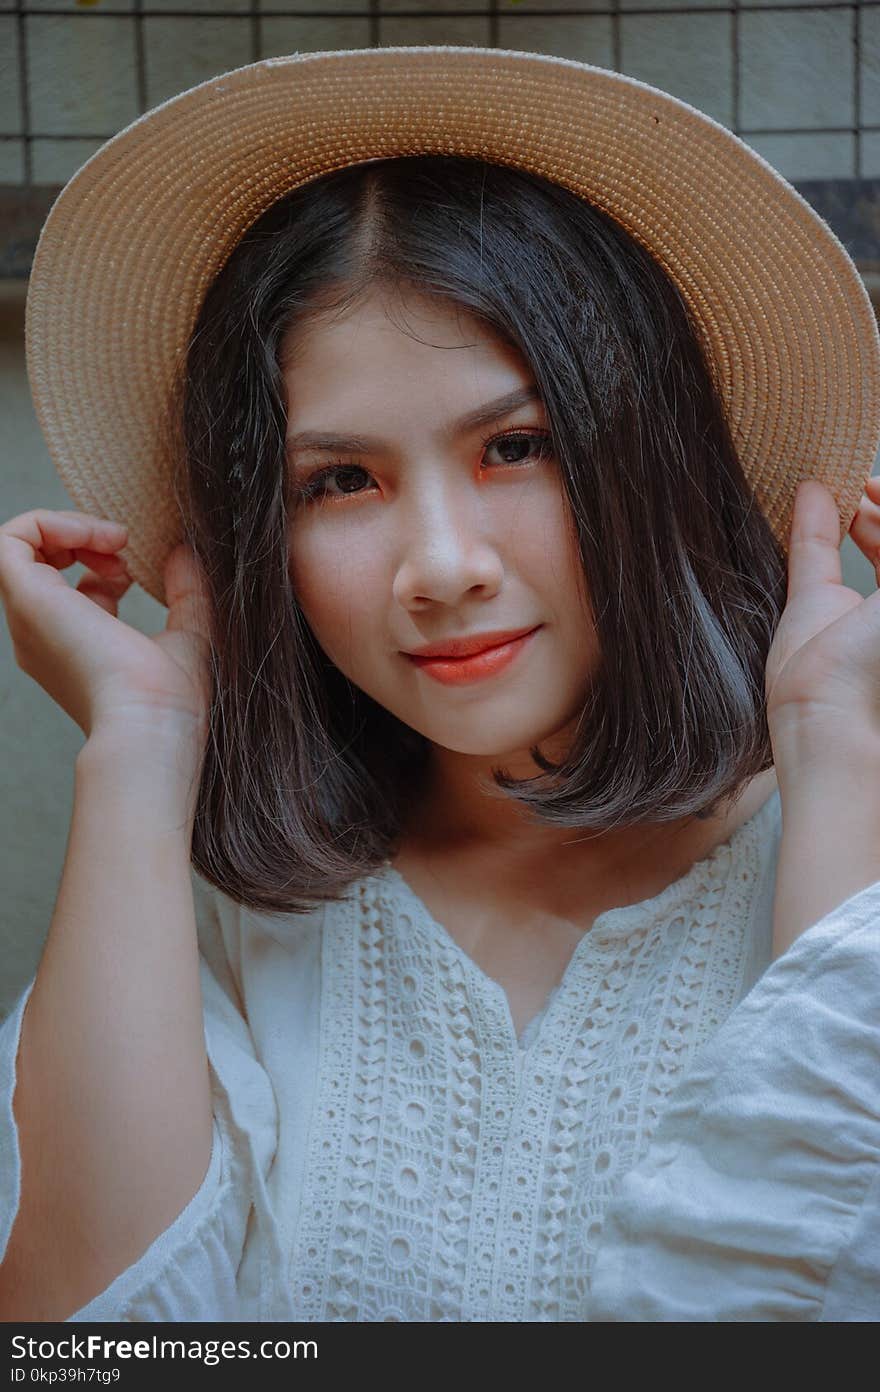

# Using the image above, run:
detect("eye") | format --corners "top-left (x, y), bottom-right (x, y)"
top-left (297, 461), bottom-right (375, 503)
top-left (292, 429), bottom-right (554, 506)
top-left (482, 429), bottom-right (554, 469)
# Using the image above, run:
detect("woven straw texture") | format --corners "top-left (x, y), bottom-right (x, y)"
top-left (25, 45), bottom-right (880, 607)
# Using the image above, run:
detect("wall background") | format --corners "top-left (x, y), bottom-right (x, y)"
top-left (4, 1), bottom-right (880, 185)
top-left (2, 5), bottom-right (880, 1014)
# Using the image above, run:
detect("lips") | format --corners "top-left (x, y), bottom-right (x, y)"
top-left (403, 626), bottom-right (542, 686)
top-left (404, 625), bottom-right (540, 660)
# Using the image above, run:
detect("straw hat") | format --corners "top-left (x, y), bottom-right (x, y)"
top-left (25, 44), bottom-right (880, 607)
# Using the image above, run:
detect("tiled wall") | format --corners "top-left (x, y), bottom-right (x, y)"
top-left (1, 2), bottom-right (877, 186)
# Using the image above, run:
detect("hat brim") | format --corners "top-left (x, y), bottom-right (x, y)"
top-left (25, 44), bottom-right (880, 606)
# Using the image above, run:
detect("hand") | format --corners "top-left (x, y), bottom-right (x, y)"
top-left (0, 509), bottom-right (214, 742)
top-left (845, 472), bottom-right (880, 574)
top-left (764, 476), bottom-right (880, 757)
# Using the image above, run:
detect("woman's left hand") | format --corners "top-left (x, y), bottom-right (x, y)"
top-left (765, 475), bottom-right (880, 755)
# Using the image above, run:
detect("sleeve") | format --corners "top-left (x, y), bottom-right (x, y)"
top-left (588, 877), bottom-right (880, 1322)
top-left (0, 870), bottom-right (283, 1322)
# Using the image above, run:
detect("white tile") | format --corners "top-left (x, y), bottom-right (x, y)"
top-left (621, 0), bottom-right (728, 7)
top-left (378, 16), bottom-right (492, 48)
top-left (504, 0), bottom-right (608, 9)
top-left (0, 17), bottom-right (21, 136)
top-left (148, 0), bottom-right (250, 10)
top-left (31, 136), bottom-right (104, 183)
top-left (858, 131), bottom-right (880, 177)
top-left (260, 16), bottom-right (372, 59)
top-left (27, 16), bottom-right (138, 137)
top-left (143, 17), bottom-right (253, 108)
top-left (384, 0), bottom-right (606, 9)
top-left (24, 1), bottom-right (133, 9)
top-left (381, 0), bottom-right (486, 10)
top-left (0, 137), bottom-right (23, 182)
top-left (496, 15), bottom-right (613, 65)
top-left (740, 10), bottom-right (854, 132)
top-left (259, 0), bottom-right (365, 9)
top-left (860, 4), bottom-right (880, 128)
top-left (739, 0), bottom-right (833, 6)
top-left (621, 13), bottom-right (733, 128)
top-left (743, 130), bottom-right (854, 179)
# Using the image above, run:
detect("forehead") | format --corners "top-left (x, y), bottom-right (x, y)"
top-left (280, 283), bottom-right (519, 371)
top-left (283, 315), bottom-right (543, 459)
top-left (280, 294), bottom-right (540, 451)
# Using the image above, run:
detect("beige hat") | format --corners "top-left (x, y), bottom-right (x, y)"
top-left (25, 44), bottom-right (880, 607)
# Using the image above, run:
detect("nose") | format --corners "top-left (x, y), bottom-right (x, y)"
top-left (391, 479), bottom-right (504, 611)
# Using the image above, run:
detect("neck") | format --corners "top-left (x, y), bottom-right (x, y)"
top-left (395, 744), bottom-right (778, 917)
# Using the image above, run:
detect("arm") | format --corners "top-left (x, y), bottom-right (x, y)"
top-left (758, 477), bottom-right (880, 955)
top-left (0, 723), bottom-right (213, 1321)
top-left (587, 483), bottom-right (880, 1319)
top-left (771, 741), bottom-right (880, 959)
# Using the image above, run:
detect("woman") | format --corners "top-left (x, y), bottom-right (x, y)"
top-left (0, 48), bottom-right (878, 1321)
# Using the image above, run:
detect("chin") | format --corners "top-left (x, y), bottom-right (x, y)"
top-left (408, 715), bottom-right (571, 763)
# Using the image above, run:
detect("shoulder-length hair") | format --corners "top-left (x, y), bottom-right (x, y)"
top-left (168, 154), bottom-right (787, 918)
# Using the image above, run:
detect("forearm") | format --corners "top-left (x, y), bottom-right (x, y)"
top-left (0, 726), bottom-right (213, 1320)
top-left (772, 743), bottom-right (880, 960)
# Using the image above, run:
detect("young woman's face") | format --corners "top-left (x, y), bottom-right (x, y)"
top-left (283, 285), bottom-right (598, 759)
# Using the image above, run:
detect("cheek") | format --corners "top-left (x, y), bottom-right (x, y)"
top-left (513, 489), bottom-right (590, 613)
top-left (288, 523), bottom-right (381, 667)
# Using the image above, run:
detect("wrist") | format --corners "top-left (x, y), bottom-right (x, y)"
top-left (77, 722), bottom-right (207, 818)
top-left (82, 710), bottom-right (207, 760)
top-left (772, 766), bottom-right (880, 958)
top-left (769, 712), bottom-right (880, 792)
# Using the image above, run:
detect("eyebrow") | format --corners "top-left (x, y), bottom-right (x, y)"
top-left (285, 385), bottom-right (544, 457)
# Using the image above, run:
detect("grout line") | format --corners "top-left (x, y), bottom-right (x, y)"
top-left (134, 0), bottom-right (147, 115)
top-left (16, 0), bottom-right (32, 185)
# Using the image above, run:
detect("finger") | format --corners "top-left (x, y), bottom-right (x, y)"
top-left (4, 511), bottom-right (127, 553)
top-left (786, 478), bottom-right (843, 601)
top-left (76, 568), bottom-right (131, 616)
top-left (74, 549), bottom-right (134, 612)
top-left (864, 473), bottom-right (880, 501)
top-left (847, 487), bottom-right (880, 578)
top-left (73, 546), bottom-right (131, 578)
top-left (0, 513), bottom-right (128, 591)
top-left (41, 533), bottom-right (129, 569)
top-left (163, 542), bottom-right (213, 642)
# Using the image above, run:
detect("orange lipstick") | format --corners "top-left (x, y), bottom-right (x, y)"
top-left (406, 626), bottom-right (541, 685)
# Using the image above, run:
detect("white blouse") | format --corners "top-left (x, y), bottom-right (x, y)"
top-left (1, 785), bottom-right (878, 1320)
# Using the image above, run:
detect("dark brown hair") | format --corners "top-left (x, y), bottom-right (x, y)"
top-left (169, 154), bottom-right (787, 918)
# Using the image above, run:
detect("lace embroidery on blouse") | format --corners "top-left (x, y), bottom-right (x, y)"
top-left (287, 794), bottom-right (778, 1321)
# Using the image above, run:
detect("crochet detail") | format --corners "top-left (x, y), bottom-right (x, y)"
top-left (288, 801), bottom-right (775, 1320)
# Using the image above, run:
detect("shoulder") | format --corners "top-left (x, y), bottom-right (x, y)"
top-left (188, 862), bottom-right (383, 1000)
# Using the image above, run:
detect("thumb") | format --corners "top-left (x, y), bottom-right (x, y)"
top-left (785, 478), bottom-right (843, 602)
top-left (163, 541), bottom-right (213, 642)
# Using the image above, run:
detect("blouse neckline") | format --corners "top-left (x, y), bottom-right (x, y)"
top-left (371, 784), bottom-right (782, 1053)
top-left (378, 784), bottom-right (781, 947)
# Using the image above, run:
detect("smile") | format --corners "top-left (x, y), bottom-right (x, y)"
top-left (404, 626), bottom-right (542, 685)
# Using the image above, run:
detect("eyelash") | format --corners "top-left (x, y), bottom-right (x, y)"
top-left (292, 429), bottom-right (555, 506)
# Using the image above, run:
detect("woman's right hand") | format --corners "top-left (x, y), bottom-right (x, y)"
top-left (0, 509), bottom-right (214, 744)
